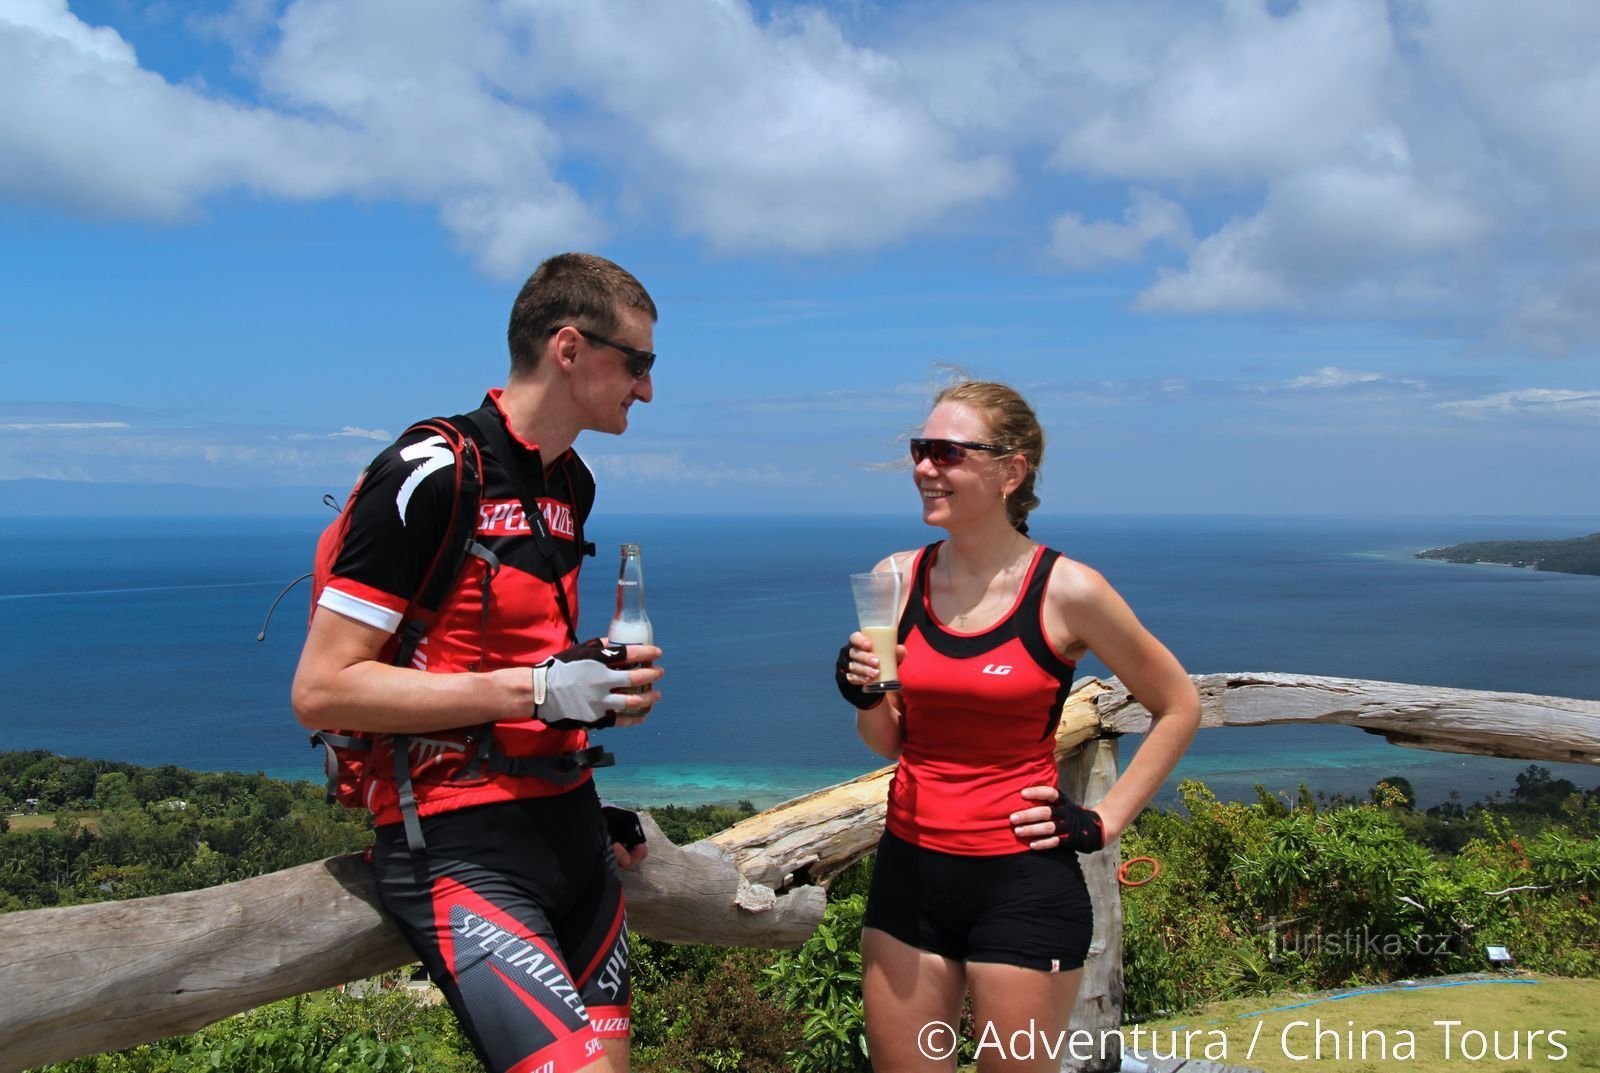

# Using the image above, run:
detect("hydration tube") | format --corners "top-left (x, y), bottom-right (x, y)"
top-left (255, 493), bottom-right (341, 641)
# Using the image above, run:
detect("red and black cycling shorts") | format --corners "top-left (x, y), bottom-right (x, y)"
top-left (370, 784), bottom-right (630, 1073)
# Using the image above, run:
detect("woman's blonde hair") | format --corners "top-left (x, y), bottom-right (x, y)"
top-left (933, 379), bottom-right (1044, 534)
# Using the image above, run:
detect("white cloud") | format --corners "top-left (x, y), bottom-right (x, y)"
top-left (287, 426), bottom-right (391, 442)
top-left (4, 0), bottom-right (1600, 351)
top-left (0, 402), bottom-right (388, 484)
top-left (333, 426), bottom-right (390, 440)
top-left (1137, 211), bottom-right (1299, 313)
top-left (1280, 367), bottom-right (1426, 391)
top-left (1414, 1), bottom-right (1600, 206)
top-left (1435, 389), bottom-right (1600, 420)
top-left (1050, 0), bottom-right (1396, 182)
top-left (1140, 158), bottom-right (1492, 313)
top-left (899, 0), bottom-right (1599, 348)
top-left (0, 0), bottom-right (355, 220)
top-left (0, 0), bottom-right (1007, 271)
top-left (510, 3), bottom-right (1010, 252)
top-left (1049, 189), bottom-right (1192, 269)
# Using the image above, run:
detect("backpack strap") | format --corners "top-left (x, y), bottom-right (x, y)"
top-left (310, 730), bottom-right (371, 752)
top-left (487, 744), bottom-right (615, 784)
top-left (390, 734), bottom-right (427, 857)
top-left (380, 414), bottom-right (488, 854)
top-left (388, 416), bottom-right (487, 669)
top-left (453, 408), bottom-right (581, 645)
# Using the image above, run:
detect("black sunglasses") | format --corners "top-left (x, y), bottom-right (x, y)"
top-left (574, 327), bottom-right (656, 380)
top-left (909, 437), bottom-right (1006, 467)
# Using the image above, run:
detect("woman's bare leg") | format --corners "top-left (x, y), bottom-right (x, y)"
top-left (966, 962), bottom-right (1083, 1073)
top-left (862, 927), bottom-right (968, 1071)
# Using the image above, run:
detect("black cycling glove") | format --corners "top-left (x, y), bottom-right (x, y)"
top-left (1050, 800), bottom-right (1105, 853)
top-left (602, 804), bottom-right (647, 852)
top-left (834, 642), bottom-right (884, 710)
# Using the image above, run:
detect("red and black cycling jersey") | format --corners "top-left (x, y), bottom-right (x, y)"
top-left (317, 389), bottom-right (598, 824)
top-left (887, 541), bottom-right (1077, 856)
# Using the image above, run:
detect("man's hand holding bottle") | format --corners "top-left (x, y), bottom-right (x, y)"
top-left (532, 638), bottom-right (663, 729)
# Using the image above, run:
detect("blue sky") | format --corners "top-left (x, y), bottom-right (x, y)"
top-left (3, 0), bottom-right (1598, 516)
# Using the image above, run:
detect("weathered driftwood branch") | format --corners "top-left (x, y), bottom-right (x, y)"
top-left (1, 853), bottom-right (411, 1073)
top-left (1099, 672), bottom-right (1600, 766)
top-left (0, 812), bottom-right (823, 1073)
top-left (615, 812), bottom-right (826, 945)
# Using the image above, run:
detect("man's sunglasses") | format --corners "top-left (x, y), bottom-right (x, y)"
top-left (572, 327), bottom-right (656, 380)
top-left (909, 438), bottom-right (1007, 467)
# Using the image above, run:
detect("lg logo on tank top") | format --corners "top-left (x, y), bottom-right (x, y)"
top-left (981, 664), bottom-right (1014, 676)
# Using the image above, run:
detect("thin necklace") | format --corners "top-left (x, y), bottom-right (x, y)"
top-left (947, 531), bottom-right (1030, 628)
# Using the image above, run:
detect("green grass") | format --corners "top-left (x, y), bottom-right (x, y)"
top-left (5, 811), bottom-right (102, 833)
top-left (1128, 974), bottom-right (1600, 1072)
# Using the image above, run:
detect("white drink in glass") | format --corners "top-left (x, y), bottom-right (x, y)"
top-left (606, 618), bottom-right (653, 646)
top-left (861, 625), bottom-right (898, 690)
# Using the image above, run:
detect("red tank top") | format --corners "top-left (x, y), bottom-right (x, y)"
top-left (886, 542), bottom-right (1077, 855)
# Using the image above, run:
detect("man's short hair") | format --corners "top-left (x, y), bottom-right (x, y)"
top-left (507, 253), bottom-right (658, 378)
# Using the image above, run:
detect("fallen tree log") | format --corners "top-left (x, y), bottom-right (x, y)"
top-left (0, 812), bottom-right (822, 1073)
top-left (1098, 672), bottom-right (1600, 766)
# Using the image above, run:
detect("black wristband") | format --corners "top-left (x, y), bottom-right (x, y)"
top-left (835, 642), bottom-right (882, 710)
top-left (1050, 800), bottom-right (1105, 853)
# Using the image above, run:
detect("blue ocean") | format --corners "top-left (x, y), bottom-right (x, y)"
top-left (2, 513), bottom-right (1597, 810)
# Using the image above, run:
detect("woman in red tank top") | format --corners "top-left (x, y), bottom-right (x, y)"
top-left (836, 380), bottom-right (1200, 1073)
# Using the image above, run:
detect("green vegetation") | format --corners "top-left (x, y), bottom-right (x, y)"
top-left (1416, 532), bottom-right (1600, 577)
top-left (1118, 773), bottom-right (1600, 1022)
top-left (38, 984), bottom-right (477, 1073)
top-left (0, 750), bottom-right (372, 911)
top-left (6, 751), bottom-right (1598, 1072)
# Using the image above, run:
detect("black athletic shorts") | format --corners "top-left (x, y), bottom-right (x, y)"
top-left (863, 829), bottom-right (1094, 972)
top-left (370, 782), bottom-right (630, 1073)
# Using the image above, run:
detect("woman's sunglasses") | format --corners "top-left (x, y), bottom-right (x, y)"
top-left (909, 437), bottom-right (1006, 467)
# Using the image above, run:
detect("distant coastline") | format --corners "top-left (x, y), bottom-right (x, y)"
top-left (1415, 532), bottom-right (1600, 578)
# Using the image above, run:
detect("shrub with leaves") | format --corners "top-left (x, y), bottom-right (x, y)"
top-left (762, 892), bottom-right (870, 1073)
top-left (633, 947), bottom-right (798, 1073)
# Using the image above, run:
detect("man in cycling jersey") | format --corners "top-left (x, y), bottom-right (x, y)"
top-left (293, 251), bottom-right (664, 1073)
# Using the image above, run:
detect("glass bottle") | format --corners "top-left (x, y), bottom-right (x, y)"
top-left (606, 543), bottom-right (653, 647)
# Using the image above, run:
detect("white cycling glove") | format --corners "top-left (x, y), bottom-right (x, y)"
top-left (532, 639), bottom-right (635, 729)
